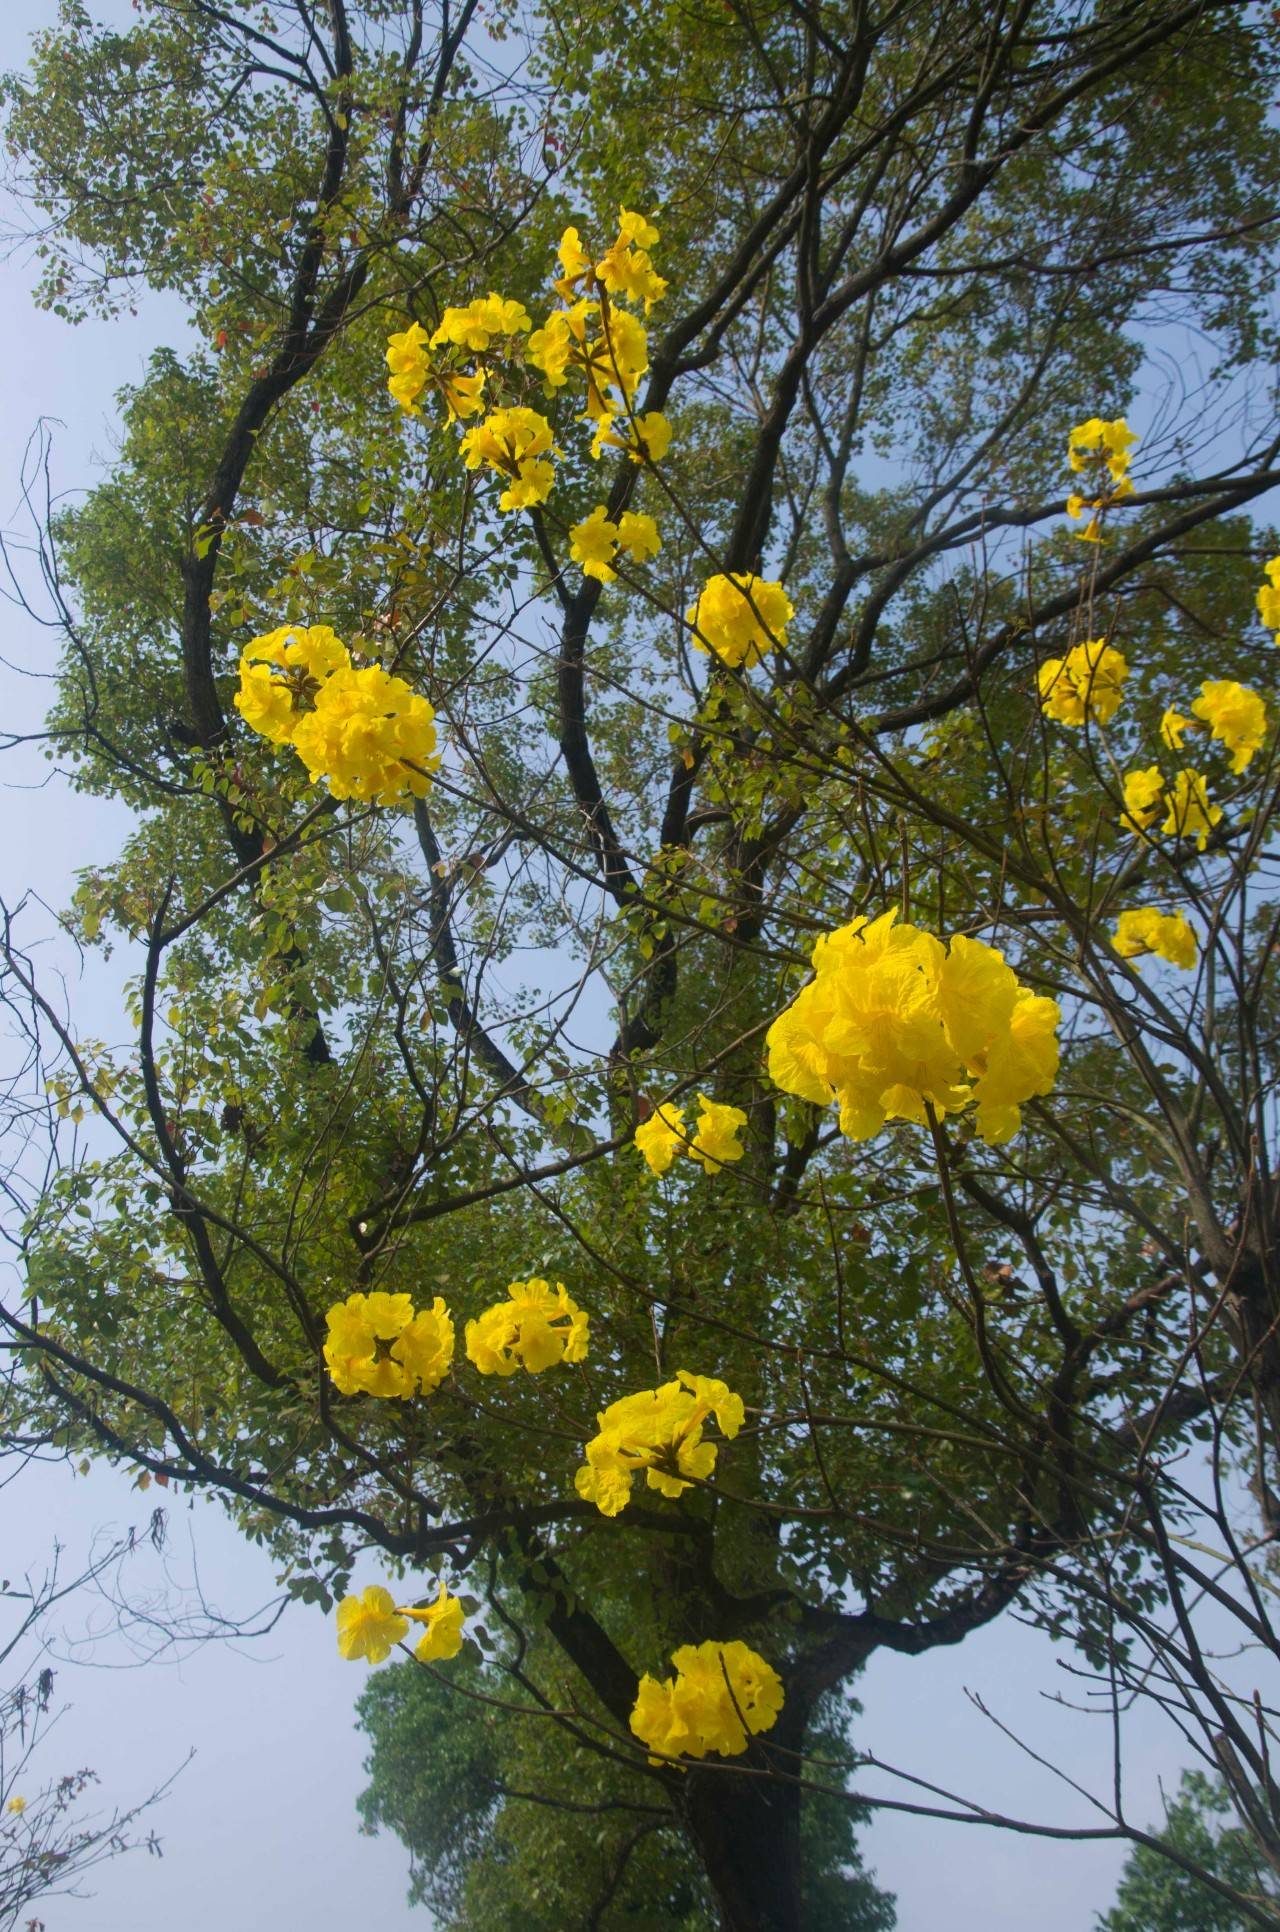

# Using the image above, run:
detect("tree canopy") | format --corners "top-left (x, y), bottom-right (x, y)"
top-left (3, 1), bottom-right (1280, 1924)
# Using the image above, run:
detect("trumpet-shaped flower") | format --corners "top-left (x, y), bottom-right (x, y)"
top-left (1037, 640), bottom-right (1128, 726)
top-left (553, 225), bottom-right (596, 301)
top-left (634, 1102), bottom-right (686, 1175)
top-left (1161, 768), bottom-right (1222, 850)
top-left (1256, 556), bottom-right (1280, 640)
top-left (400, 1579), bottom-right (466, 1662)
top-left (1121, 766), bottom-right (1166, 836)
top-left (235, 624), bottom-right (349, 744)
top-left (687, 574), bottom-right (794, 669)
top-left (465, 1278), bottom-right (589, 1375)
top-left (336, 1585), bottom-right (408, 1663)
top-left (430, 294), bottom-right (531, 353)
top-left (1069, 415), bottom-right (1137, 477)
top-left (568, 505), bottom-right (661, 582)
top-left (1160, 706), bottom-right (1191, 751)
top-left (688, 1094), bottom-right (747, 1171)
top-left (1191, 680), bottom-right (1266, 773)
top-left (323, 1290), bottom-right (454, 1399)
top-left (460, 406), bottom-right (557, 509)
top-left (766, 911), bottom-right (1059, 1146)
top-left (1113, 909), bottom-right (1198, 971)
top-left (290, 663), bottom-right (440, 804)
top-left (630, 1641), bottom-right (783, 1764)
top-left (575, 1369), bottom-right (745, 1515)
top-left (591, 410), bottom-right (671, 465)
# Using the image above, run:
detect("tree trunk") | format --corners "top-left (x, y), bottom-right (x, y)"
top-left (682, 1767), bottom-right (803, 1931)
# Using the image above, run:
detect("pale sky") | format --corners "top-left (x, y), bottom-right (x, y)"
top-left (0, 4), bottom-right (1207, 1927)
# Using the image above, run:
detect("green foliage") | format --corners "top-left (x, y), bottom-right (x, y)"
top-left (1098, 1775), bottom-right (1280, 1932)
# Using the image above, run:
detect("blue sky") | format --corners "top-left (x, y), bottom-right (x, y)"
top-left (0, 5), bottom-right (1208, 1926)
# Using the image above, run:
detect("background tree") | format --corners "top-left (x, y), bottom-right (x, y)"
top-left (1099, 1775), bottom-right (1280, 1932)
top-left (1, 2), bottom-right (1280, 1927)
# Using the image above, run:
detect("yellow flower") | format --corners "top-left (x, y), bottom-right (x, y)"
top-left (1256, 557), bottom-right (1280, 639)
top-left (1190, 680), bottom-right (1266, 774)
top-left (6, 1796), bottom-right (25, 1816)
top-left (290, 663), bottom-right (440, 805)
top-left (323, 1290), bottom-right (454, 1399)
top-left (1161, 768), bottom-right (1222, 851)
top-left (234, 624), bottom-right (350, 745)
top-left (459, 406), bottom-right (557, 510)
top-left (336, 1585), bottom-right (408, 1663)
top-left (575, 1369), bottom-right (744, 1516)
top-left (688, 1094), bottom-right (747, 1171)
top-left (569, 505), bottom-right (621, 582)
top-left (1037, 640), bottom-right (1128, 726)
top-left (568, 505), bottom-right (661, 582)
top-left (430, 294), bottom-right (531, 353)
top-left (687, 573), bottom-right (794, 669)
top-left (1068, 415), bottom-right (1137, 477)
top-left (1113, 909), bottom-right (1198, 971)
top-left (387, 321), bottom-right (487, 422)
top-left (553, 225), bottom-right (595, 301)
top-left (591, 410), bottom-right (672, 465)
top-left (1160, 706), bottom-right (1191, 751)
top-left (634, 1102), bottom-right (686, 1175)
top-left (617, 511), bottom-right (660, 561)
top-left (596, 208), bottom-right (667, 310)
top-left (765, 911), bottom-right (1059, 1146)
top-left (399, 1579), bottom-right (466, 1662)
top-left (465, 1278), bottom-right (589, 1375)
top-left (630, 1641), bottom-right (782, 1764)
top-left (1121, 765), bottom-right (1166, 836)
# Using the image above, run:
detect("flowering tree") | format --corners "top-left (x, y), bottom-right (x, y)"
top-left (4, 1), bottom-right (1280, 1924)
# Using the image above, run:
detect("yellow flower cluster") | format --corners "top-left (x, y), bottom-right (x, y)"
top-left (385, 295), bottom-right (531, 422)
top-left (459, 404), bottom-right (557, 510)
top-left (464, 1278), bottom-right (589, 1376)
top-left (630, 1641), bottom-right (783, 1764)
top-left (1038, 639), bottom-right (1128, 726)
top-left (387, 211), bottom-right (671, 533)
top-left (336, 1580), bottom-right (466, 1666)
top-left (1112, 908), bottom-right (1198, 971)
top-left (234, 624), bottom-right (440, 805)
top-left (323, 1290), bottom-right (454, 1399)
top-left (1255, 556), bottom-right (1280, 643)
top-left (766, 910), bottom-right (1060, 1146)
top-left (575, 1369), bottom-right (744, 1516)
top-left (687, 573), bottom-right (794, 670)
top-left (1066, 415), bottom-right (1137, 542)
top-left (1161, 683), bottom-right (1266, 772)
top-left (568, 504), bottom-right (661, 582)
top-left (634, 1093), bottom-right (748, 1176)
top-left (1121, 766), bottom-right (1222, 850)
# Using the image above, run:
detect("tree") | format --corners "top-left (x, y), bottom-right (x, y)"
top-left (1099, 1775), bottom-right (1280, 1932)
top-left (356, 1643), bottom-right (894, 1928)
top-left (2, 2), bottom-right (1280, 1926)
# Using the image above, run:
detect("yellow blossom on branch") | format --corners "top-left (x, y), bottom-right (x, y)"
top-left (1113, 909), bottom-right (1198, 971)
top-left (336, 1585), bottom-right (409, 1663)
top-left (460, 406), bottom-right (557, 509)
top-left (1120, 765), bottom-right (1166, 836)
top-left (688, 1094), bottom-right (748, 1170)
top-left (1037, 640), bottom-right (1128, 726)
top-left (5, 1797), bottom-right (25, 1816)
top-left (430, 294), bottom-right (531, 352)
top-left (575, 1369), bottom-right (745, 1516)
top-left (634, 1101), bottom-right (686, 1175)
top-left (323, 1289), bottom-right (455, 1399)
top-left (687, 573), bottom-right (794, 669)
top-left (400, 1579), bottom-right (466, 1662)
top-left (1255, 556), bottom-right (1280, 641)
top-left (1161, 768), bottom-right (1222, 850)
top-left (234, 623), bottom-right (349, 744)
top-left (465, 1278), bottom-right (589, 1375)
top-left (630, 1641), bottom-right (783, 1764)
top-left (1160, 706), bottom-right (1191, 751)
top-left (1191, 680), bottom-right (1266, 773)
top-left (591, 409), bottom-right (672, 465)
top-left (766, 911), bottom-right (1059, 1146)
top-left (289, 663), bottom-right (439, 805)
top-left (568, 504), bottom-right (661, 582)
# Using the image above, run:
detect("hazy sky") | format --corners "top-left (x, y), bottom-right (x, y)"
top-left (0, 5), bottom-right (1207, 1927)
